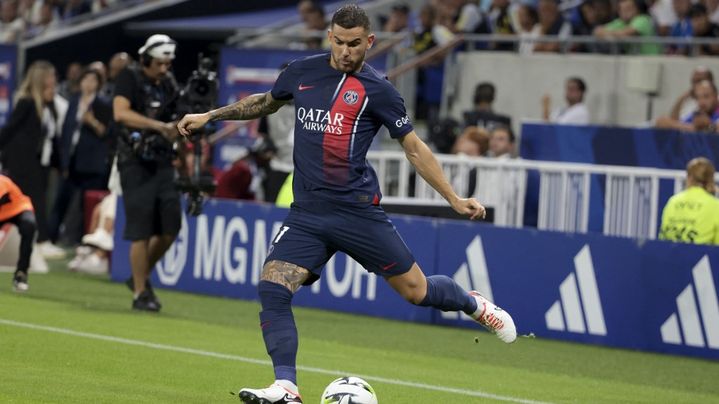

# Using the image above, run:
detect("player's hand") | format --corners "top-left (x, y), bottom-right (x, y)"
top-left (451, 197), bottom-right (486, 221)
top-left (177, 113), bottom-right (210, 138)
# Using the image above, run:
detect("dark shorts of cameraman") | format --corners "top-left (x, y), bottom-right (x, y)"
top-left (119, 161), bottom-right (181, 241)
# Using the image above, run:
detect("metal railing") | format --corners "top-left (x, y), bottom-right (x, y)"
top-left (367, 151), bottom-right (719, 240)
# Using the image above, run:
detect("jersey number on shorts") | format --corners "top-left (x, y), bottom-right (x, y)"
top-left (274, 226), bottom-right (290, 244)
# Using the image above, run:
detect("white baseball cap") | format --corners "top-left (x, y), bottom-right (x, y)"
top-left (138, 34), bottom-right (176, 60)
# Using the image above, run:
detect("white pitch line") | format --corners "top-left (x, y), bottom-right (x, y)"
top-left (0, 318), bottom-right (552, 404)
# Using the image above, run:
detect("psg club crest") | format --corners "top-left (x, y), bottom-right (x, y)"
top-left (343, 90), bottom-right (359, 105)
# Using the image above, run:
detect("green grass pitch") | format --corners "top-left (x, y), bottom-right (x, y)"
top-left (1, 259), bottom-right (718, 403)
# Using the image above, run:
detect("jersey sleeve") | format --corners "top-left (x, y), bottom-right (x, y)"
top-left (373, 82), bottom-right (414, 139)
top-left (113, 68), bottom-right (136, 103)
top-left (271, 62), bottom-right (298, 101)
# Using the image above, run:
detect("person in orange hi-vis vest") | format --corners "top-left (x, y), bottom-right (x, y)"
top-left (0, 175), bottom-right (37, 292)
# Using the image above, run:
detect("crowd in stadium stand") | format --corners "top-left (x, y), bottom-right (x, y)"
top-left (0, 0), bottom-right (136, 44)
top-left (368, 0), bottom-right (719, 55)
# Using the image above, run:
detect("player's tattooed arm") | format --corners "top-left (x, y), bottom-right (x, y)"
top-left (209, 92), bottom-right (286, 122)
top-left (261, 260), bottom-right (311, 293)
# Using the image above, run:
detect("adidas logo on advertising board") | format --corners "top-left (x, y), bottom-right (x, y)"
top-left (661, 255), bottom-right (719, 349)
top-left (442, 235), bottom-right (493, 321)
top-left (545, 245), bottom-right (607, 336)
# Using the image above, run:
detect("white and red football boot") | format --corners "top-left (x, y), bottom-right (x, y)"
top-left (469, 291), bottom-right (517, 343)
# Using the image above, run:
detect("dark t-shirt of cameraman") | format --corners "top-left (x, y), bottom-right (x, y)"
top-left (114, 65), bottom-right (179, 166)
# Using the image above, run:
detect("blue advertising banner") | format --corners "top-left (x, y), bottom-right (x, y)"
top-left (517, 123), bottom-right (700, 229)
top-left (111, 198), bottom-right (719, 360)
top-left (0, 45), bottom-right (17, 127)
top-left (519, 123), bottom-right (719, 169)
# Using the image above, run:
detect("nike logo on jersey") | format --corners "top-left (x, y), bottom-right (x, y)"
top-left (382, 262), bottom-right (398, 271)
top-left (298, 84), bottom-right (314, 91)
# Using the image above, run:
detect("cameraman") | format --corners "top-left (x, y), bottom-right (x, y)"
top-left (113, 34), bottom-right (181, 312)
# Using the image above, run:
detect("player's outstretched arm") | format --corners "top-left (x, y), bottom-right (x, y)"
top-left (398, 132), bottom-right (486, 220)
top-left (177, 92), bottom-right (287, 137)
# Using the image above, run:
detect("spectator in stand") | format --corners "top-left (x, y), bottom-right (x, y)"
top-left (413, 3), bottom-right (455, 121)
top-left (0, 0), bottom-right (25, 43)
top-left (669, 66), bottom-right (713, 121)
top-left (450, 0), bottom-right (489, 33)
top-left (49, 67), bottom-right (112, 245)
top-left (668, 0), bottom-right (694, 54)
top-left (516, 4), bottom-right (539, 54)
top-left (488, 125), bottom-right (515, 158)
top-left (297, 0), bottom-right (317, 23)
top-left (301, 2), bottom-right (328, 49)
top-left (659, 157), bottom-right (719, 245)
top-left (488, 0), bottom-right (515, 50)
top-left (657, 80), bottom-right (719, 133)
top-left (572, 0), bottom-right (613, 52)
top-left (451, 126), bottom-right (489, 198)
top-left (57, 62), bottom-right (82, 100)
top-left (542, 77), bottom-right (590, 125)
top-left (452, 125), bottom-right (489, 156)
top-left (383, 3), bottom-right (411, 33)
top-left (101, 52), bottom-right (131, 99)
top-left (463, 82), bottom-right (512, 131)
top-left (689, 4), bottom-right (719, 55)
top-left (0, 60), bottom-right (67, 259)
top-left (705, 0), bottom-right (719, 24)
top-left (26, 1), bottom-right (58, 37)
top-left (594, 0), bottom-right (661, 54)
top-left (650, 0), bottom-right (678, 36)
top-left (0, 174), bottom-right (36, 292)
top-left (533, 0), bottom-right (572, 53)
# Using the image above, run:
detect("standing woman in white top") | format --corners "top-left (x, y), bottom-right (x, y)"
top-left (542, 77), bottom-right (591, 125)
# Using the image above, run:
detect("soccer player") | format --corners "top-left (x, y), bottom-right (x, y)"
top-left (659, 157), bottom-right (719, 245)
top-left (178, 5), bottom-right (517, 403)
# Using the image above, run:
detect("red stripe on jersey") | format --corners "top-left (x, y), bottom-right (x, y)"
top-left (322, 76), bottom-right (366, 186)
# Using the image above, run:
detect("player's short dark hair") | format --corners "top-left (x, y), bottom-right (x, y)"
top-left (331, 4), bottom-right (371, 31)
top-left (567, 77), bottom-right (587, 93)
top-left (491, 125), bottom-right (515, 143)
top-left (474, 82), bottom-right (495, 104)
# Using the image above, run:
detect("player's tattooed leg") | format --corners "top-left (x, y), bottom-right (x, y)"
top-left (261, 260), bottom-right (311, 293)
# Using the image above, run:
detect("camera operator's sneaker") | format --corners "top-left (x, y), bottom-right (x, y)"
top-left (125, 276), bottom-right (162, 309)
top-left (237, 383), bottom-right (303, 403)
top-left (132, 290), bottom-right (161, 312)
top-left (12, 271), bottom-right (28, 293)
top-left (469, 291), bottom-right (517, 343)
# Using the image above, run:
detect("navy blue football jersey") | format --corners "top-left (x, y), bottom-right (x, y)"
top-left (271, 53), bottom-right (413, 205)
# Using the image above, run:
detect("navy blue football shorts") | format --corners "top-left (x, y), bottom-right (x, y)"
top-left (265, 200), bottom-right (416, 285)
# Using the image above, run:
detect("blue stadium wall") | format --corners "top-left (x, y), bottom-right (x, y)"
top-left (111, 198), bottom-right (719, 360)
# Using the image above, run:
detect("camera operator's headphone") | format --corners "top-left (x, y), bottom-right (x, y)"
top-left (139, 34), bottom-right (177, 67)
